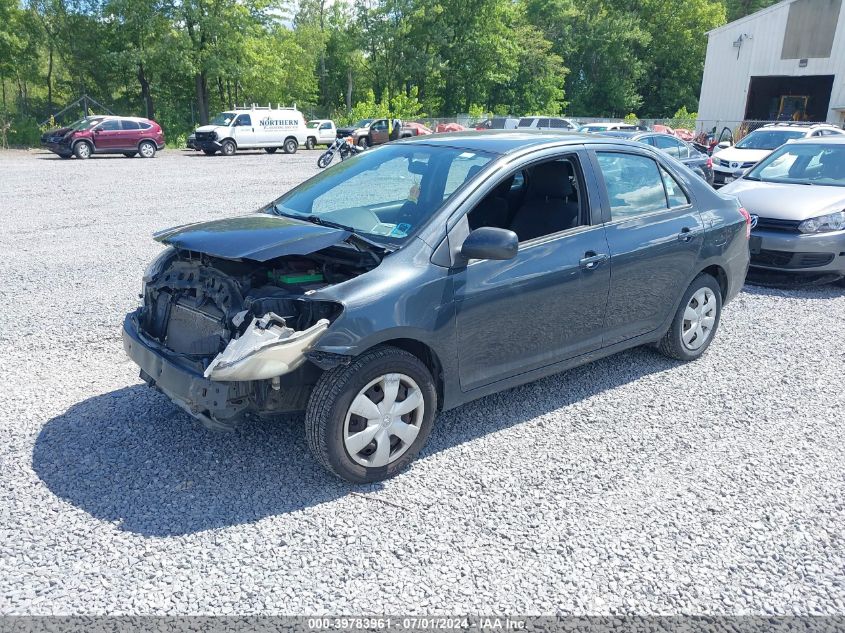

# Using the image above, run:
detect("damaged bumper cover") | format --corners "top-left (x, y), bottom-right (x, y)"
top-left (203, 313), bottom-right (329, 381)
top-left (122, 310), bottom-right (330, 428)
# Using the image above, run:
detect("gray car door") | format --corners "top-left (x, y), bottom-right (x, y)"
top-left (590, 147), bottom-right (706, 346)
top-left (453, 149), bottom-right (611, 391)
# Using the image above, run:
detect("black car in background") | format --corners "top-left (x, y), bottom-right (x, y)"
top-left (123, 131), bottom-right (750, 482)
top-left (600, 131), bottom-right (714, 185)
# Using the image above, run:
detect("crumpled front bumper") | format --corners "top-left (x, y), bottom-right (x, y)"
top-left (122, 312), bottom-right (251, 428)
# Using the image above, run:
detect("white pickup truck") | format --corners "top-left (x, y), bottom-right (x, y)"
top-left (305, 120), bottom-right (337, 148)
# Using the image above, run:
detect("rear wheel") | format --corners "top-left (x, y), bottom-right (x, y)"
top-left (305, 137), bottom-right (316, 150)
top-left (283, 138), bottom-right (298, 154)
top-left (138, 140), bottom-right (156, 158)
top-left (123, 151), bottom-right (138, 158)
top-left (73, 141), bottom-right (92, 159)
top-left (264, 147), bottom-right (278, 154)
top-left (305, 346), bottom-right (437, 483)
top-left (221, 139), bottom-right (236, 156)
top-left (657, 273), bottom-right (722, 361)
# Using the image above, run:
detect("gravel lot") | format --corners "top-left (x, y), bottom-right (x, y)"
top-left (1, 148), bottom-right (844, 616)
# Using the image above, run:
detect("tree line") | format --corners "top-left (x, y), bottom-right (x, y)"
top-left (0, 0), bottom-right (778, 145)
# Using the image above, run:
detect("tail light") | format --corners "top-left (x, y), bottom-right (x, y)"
top-left (738, 206), bottom-right (752, 239)
top-left (706, 157), bottom-right (713, 169)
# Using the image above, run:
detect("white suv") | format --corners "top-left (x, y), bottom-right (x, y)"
top-left (517, 116), bottom-right (578, 131)
top-left (712, 123), bottom-right (844, 186)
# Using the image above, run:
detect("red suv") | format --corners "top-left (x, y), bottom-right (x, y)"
top-left (41, 116), bottom-right (165, 159)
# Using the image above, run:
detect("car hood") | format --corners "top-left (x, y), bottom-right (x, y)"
top-left (154, 214), bottom-right (352, 261)
top-left (713, 147), bottom-right (772, 164)
top-left (720, 179), bottom-right (845, 220)
top-left (195, 124), bottom-right (226, 133)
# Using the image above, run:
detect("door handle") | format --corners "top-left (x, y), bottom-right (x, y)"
top-left (579, 252), bottom-right (609, 270)
top-left (677, 227), bottom-right (700, 242)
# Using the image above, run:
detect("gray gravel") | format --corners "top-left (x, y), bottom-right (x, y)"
top-left (1, 148), bottom-right (844, 616)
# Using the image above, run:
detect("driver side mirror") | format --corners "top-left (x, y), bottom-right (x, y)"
top-left (460, 227), bottom-right (518, 261)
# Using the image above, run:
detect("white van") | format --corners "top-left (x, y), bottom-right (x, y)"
top-left (193, 105), bottom-right (309, 156)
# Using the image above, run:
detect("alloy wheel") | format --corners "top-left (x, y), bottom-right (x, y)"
top-left (139, 142), bottom-right (155, 158)
top-left (682, 287), bottom-right (717, 350)
top-left (343, 373), bottom-right (425, 468)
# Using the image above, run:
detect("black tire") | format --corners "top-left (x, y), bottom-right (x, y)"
top-left (317, 152), bottom-right (332, 168)
top-left (123, 151), bottom-right (138, 158)
top-left (283, 138), bottom-right (298, 154)
top-left (264, 147), bottom-right (278, 154)
top-left (220, 139), bottom-right (236, 156)
top-left (657, 273), bottom-right (722, 361)
top-left (138, 140), bottom-right (157, 158)
top-left (357, 136), bottom-right (369, 149)
top-left (305, 346), bottom-right (437, 483)
top-left (305, 137), bottom-right (316, 150)
top-left (203, 149), bottom-right (216, 156)
top-left (73, 141), bottom-right (92, 159)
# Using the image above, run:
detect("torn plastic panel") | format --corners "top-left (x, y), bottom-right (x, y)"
top-left (204, 313), bottom-right (329, 381)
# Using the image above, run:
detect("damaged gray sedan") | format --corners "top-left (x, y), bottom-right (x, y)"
top-left (124, 132), bottom-right (750, 482)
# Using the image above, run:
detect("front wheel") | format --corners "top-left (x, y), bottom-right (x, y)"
top-left (283, 138), bottom-right (298, 154)
top-left (357, 137), bottom-right (369, 149)
top-left (317, 152), bottom-right (333, 168)
top-left (220, 139), bottom-right (236, 156)
top-left (73, 141), bottom-right (92, 159)
top-left (657, 273), bottom-right (722, 361)
top-left (305, 346), bottom-right (437, 483)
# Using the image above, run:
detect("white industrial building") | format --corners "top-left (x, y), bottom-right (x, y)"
top-left (698, 0), bottom-right (845, 126)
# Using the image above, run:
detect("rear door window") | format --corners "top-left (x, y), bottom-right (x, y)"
top-left (596, 152), bottom-right (669, 219)
top-left (121, 120), bottom-right (140, 130)
top-left (655, 136), bottom-right (681, 158)
top-left (538, 118), bottom-right (550, 128)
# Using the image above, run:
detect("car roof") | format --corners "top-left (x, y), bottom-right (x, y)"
top-left (785, 135), bottom-right (845, 145)
top-left (398, 129), bottom-right (638, 154)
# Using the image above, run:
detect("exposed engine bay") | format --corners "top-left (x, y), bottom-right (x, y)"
top-left (135, 244), bottom-right (375, 419)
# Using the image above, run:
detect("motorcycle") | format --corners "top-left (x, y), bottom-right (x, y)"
top-left (317, 137), bottom-right (364, 168)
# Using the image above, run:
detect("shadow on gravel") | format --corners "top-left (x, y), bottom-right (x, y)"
top-left (34, 347), bottom-right (676, 537)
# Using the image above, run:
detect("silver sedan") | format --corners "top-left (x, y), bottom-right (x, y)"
top-left (721, 137), bottom-right (845, 285)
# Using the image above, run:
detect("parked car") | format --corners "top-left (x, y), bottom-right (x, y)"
top-left (123, 131), bottom-right (750, 482)
top-left (578, 122), bottom-right (643, 133)
top-left (599, 131), bottom-right (714, 185)
top-left (711, 122), bottom-right (845, 187)
top-left (517, 116), bottom-right (579, 131)
top-left (435, 122), bottom-right (467, 133)
top-left (40, 115), bottom-right (165, 159)
top-left (305, 120), bottom-right (337, 148)
top-left (721, 137), bottom-right (845, 285)
top-left (475, 117), bottom-right (519, 130)
top-left (336, 118), bottom-right (404, 148)
top-left (193, 106), bottom-right (308, 156)
top-left (402, 121), bottom-right (433, 136)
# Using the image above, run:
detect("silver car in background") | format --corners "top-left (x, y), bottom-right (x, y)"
top-left (721, 137), bottom-right (845, 285)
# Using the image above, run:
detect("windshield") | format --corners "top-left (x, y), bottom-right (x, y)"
top-left (353, 119), bottom-right (373, 128)
top-left (746, 143), bottom-right (845, 187)
top-left (579, 124), bottom-right (609, 132)
top-left (735, 129), bottom-right (805, 150)
top-left (70, 118), bottom-right (102, 131)
top-left (210, 112), bottom-right (236, 127)
top-left (271, 144), bottom-right (494, 243)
